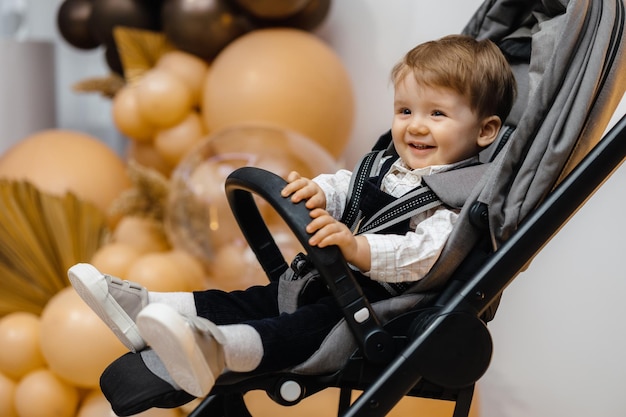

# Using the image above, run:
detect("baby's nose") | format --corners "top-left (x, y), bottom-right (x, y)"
top-left (408, 120), bottom-right (429, 135)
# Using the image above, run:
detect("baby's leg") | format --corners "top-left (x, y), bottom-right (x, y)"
top-left (131, 294), bottom-right (342, 398)
top-left (132, 284), bottom-right (284, 397)
top-left (96, 282), bottom-right (283, 413)
top-left (68, 262), bottom-right (280, 352)
top-left (68, 263), bottom-right (202, 351)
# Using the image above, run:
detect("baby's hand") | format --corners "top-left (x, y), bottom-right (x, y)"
top-left (306, 208), bottom-right (367, 268)
top-left (306, 208), bottom-right (353, 247)
top-left (281, 171), bottom-right (326, 210)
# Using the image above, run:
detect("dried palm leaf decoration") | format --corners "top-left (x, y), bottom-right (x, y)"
top-left (112, 26), bottom-right (176, 85)
top-left (0, 180), bottom-right (108, 317)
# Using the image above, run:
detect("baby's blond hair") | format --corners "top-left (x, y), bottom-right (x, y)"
top-left (392, 35), bottom-right (517, 122)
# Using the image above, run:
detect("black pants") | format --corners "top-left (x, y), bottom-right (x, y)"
top-left (102, 279), bottom-right (391, 415)
top-left (195, 281), bottom-right (339, 372)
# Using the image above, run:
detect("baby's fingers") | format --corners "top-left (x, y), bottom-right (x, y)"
top-left (305, 209), bottom-right (332, 232)
top-left (281, 172), bottom-right (305, 197)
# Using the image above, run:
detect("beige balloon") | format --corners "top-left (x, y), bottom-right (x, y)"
top-left (0, 372), bottom-right (18, 417)
top-left (0, 312), bottom-right (46, 380)
top-left (90, 241), bottom-right (144, 280)
top-left (14, 369), bottom-right (79, 417)
top-left (126, 252), bottom-right (194, 292)
top-left (0, 129), bottom-right (132, 219)
top-left (154, 111), bottom-right (207, 167)
top-left (39, 287), bottom-right (127, 388)
top-left (136, 68), bottom-right (194, 129)
top-left (126, 140), bottom-right (173, 177)
top-left (113, 215), bottom-right (172, 254)
top-left (156, 50), bottom-right (210, 107)
top-left (77, 389), bottom-right (183, 417)
top-left (112, 85), bottom-right (156, 142)
top-left (202, 28), bottom-right (355, 158)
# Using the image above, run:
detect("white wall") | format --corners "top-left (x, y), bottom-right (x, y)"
top-left (16, 0), bottom-right (126, 152)
top-left (9, 1), bottom-right (626, 416)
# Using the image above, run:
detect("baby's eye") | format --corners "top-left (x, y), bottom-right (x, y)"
top-left (400, 108), bottom-right (411, 115)
top-left (431, 110), bottom-right (446, 117)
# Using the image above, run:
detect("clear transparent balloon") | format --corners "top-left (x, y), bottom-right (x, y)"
top-left (165, 125), bottom-right (338, 273)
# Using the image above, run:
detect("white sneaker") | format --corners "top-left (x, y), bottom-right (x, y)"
top-left (136, 304), bottom-right (226, 398)
top-left (68, 263), bottom-right (149, 352)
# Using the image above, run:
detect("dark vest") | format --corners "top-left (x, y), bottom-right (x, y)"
top-left (347, 154), bottom-right (436, 296)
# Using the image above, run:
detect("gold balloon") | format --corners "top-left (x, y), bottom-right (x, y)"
top-left (39, 287), bottom-right (127, 388)
top-left (202, 28), bottom-right (355, 158)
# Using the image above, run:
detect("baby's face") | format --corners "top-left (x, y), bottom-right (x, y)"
top-left (391, 76), bottom-right (489, 169)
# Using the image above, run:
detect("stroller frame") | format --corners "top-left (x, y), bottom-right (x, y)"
top-left (188, 0), bottom-right (626, 415)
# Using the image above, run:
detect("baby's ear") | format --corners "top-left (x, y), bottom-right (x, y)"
top-left (477, 116), bottom-right (502, 148)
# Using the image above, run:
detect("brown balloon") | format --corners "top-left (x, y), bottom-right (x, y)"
top-left (89, 0), bottom-right (162, 46)
top-left (234, 0), bottom-right (309, 19)
top-left (161, 0), bottom-right (255, 61)
top-left (255, 0), bottom-right (331, 31)
top-left (56, 0), bottom-right (101, 49)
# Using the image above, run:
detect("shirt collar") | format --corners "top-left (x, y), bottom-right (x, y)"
top-left (390, 155), bottom-right (480, 177)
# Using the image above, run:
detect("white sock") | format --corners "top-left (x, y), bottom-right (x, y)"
top-left (148, 292), bottom-right (197, 317)
top-left (144, 297), bottom-right (263, 372)
top-left (218, 324), bottom-right (263, 372)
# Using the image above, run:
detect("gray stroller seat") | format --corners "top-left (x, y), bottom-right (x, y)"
top-left (189, 0), bottom-right (626, 416)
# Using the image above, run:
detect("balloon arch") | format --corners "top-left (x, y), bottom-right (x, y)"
top-left (57, 0), bottom-right (332, 72)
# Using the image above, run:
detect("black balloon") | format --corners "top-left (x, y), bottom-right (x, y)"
top-left (57, 0), bottom-right (101, 49)
top-left (233, 0), bottom-right (309, 19)
top-left (162, 0), bottom-right (255, 62)
top-left (255, 0), bottom-right (331, 31)
top-left (104, 43), bottom-right (124, 75)
top-left (89, 0), bottom-right (163, 46)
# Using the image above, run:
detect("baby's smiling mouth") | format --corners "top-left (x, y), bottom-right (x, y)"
top-left (409, 143), bottom-right (434, 150)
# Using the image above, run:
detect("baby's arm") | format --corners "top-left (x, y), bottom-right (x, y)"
top-left (280, 171), bottom-right (327, 210)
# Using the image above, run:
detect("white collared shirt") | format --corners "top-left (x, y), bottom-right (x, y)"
top-left (313, 156), bottom-right (477, 283)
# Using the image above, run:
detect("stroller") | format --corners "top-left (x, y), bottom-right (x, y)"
top-left (188, 0), bottom-right (626, 416)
